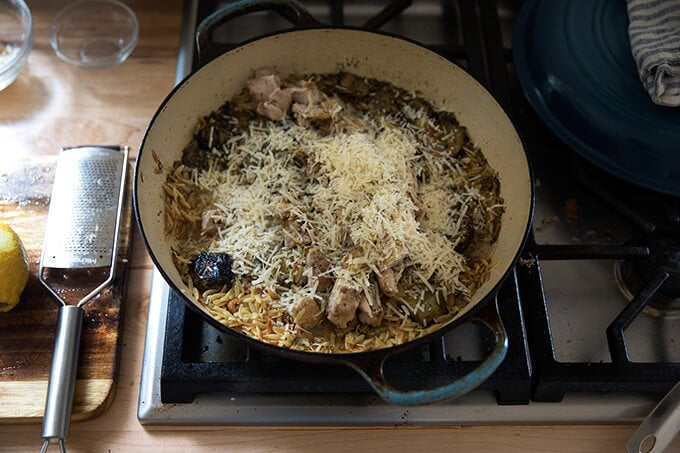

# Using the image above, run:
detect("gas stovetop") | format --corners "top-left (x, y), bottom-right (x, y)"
top-left (137, 0), bottom-right (680, 425)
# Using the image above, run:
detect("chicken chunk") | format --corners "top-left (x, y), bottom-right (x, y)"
top-left (326, 278), bottom-right (363, 329)
top-left (375, 254), bottom-right (406, 297)
top-left (305, 248), bottom-right (332, 292)
top-left (289, 81), bottom-right (342, 125)
top-left (289, 81), bottom-right (323, 105)
top-left (292, 99), bottom-right (341, 123)
top-left (288, 296), bottom-right (323, 330)
top-left (247, 69), bottom-right (281, 101)
top-left (247, 69), bottom-right (294, 121)
top-left (246, 70), bottom-right (343, 124)
top-left (357, 284), bottom-right (383, 327)
top-left (256, 88), bottom-right (292, 121)
top-left (376, 264), bottom-right (404, 297)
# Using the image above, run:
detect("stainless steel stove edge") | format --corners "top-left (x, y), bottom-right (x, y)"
top-left (137, 271), bottom-right (658, 426)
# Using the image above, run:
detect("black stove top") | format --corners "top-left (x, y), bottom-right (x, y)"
top-left (152, 0), bottom-right (680, 410)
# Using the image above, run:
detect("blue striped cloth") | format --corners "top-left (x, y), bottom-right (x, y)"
top-left (627, 0), bottom-right (680, 106)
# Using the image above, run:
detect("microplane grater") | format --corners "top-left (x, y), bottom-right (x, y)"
top-left (39, 145), bottom-right (128, 453)
top-left (41, 146), bottom-right (127, 269)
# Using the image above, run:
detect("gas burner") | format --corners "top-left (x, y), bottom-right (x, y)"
top-left (615, 230), bottom-right (680, 317)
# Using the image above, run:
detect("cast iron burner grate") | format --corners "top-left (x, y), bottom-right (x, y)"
top-left (517, 158), bottom-right (680, 402)
top-left (615, 230), bottom-right (680, 316)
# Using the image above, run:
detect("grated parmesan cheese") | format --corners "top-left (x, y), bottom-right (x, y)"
top-left (184, 116), bottom-right (477, 300)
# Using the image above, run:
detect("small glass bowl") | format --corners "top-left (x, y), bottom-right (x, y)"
top-left (0, 0), bottom-right (33, 91)
top-left (49, 0), bottom-right (138, 69)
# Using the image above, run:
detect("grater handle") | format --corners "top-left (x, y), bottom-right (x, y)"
top-left (41, 305), bottom-right (83, 447)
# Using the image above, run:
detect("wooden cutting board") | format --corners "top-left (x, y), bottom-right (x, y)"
top-left (0, 155), bottom-right (133, 424)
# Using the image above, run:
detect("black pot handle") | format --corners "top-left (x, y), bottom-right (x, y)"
top-left (196, 0), bottom-right (324, 64)
top-left (343, 299), bottom-right (509, 405)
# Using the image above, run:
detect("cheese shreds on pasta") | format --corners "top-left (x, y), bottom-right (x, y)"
top-left (163, 70), bottom-right (504, 353)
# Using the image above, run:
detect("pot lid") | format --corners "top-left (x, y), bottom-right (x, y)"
top-left (513, 0), bottom-right (680, 197)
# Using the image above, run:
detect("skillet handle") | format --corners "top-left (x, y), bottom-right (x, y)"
top-left (345, 299), bottom-right (509, 406)
top-left (196, 0), bottom-right (324, 64)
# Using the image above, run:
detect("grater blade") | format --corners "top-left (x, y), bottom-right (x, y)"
top-left (41, 146), bottom-right (127, 269)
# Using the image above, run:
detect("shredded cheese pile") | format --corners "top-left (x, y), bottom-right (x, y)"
top-left (182, 115), bottom-right (484, 306)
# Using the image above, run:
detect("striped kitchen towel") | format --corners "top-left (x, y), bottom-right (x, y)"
top-left (626, 0), bottom-right (680, 106)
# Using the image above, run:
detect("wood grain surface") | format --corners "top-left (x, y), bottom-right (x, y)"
top-left (0, 0), bottom-right (677, 451)
top-left (0, 156), bottom-right (133, 423)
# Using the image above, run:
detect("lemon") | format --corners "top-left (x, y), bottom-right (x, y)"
top-left (0, 222), bottom-right (30, 312)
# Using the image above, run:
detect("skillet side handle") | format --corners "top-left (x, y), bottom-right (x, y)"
top-left (196, 0), bottom-right (324, 64)
top-left (345, 299), bottom-right (509, 406)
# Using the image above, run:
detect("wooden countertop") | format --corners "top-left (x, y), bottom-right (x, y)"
top-left (1, 1), bottom-right (677, 451)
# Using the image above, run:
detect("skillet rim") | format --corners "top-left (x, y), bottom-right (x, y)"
top-left (132, 25), bottom-right (536, 363)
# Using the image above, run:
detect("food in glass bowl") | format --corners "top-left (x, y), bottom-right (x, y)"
top-left (0, 0), bottom-right (32, 91)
